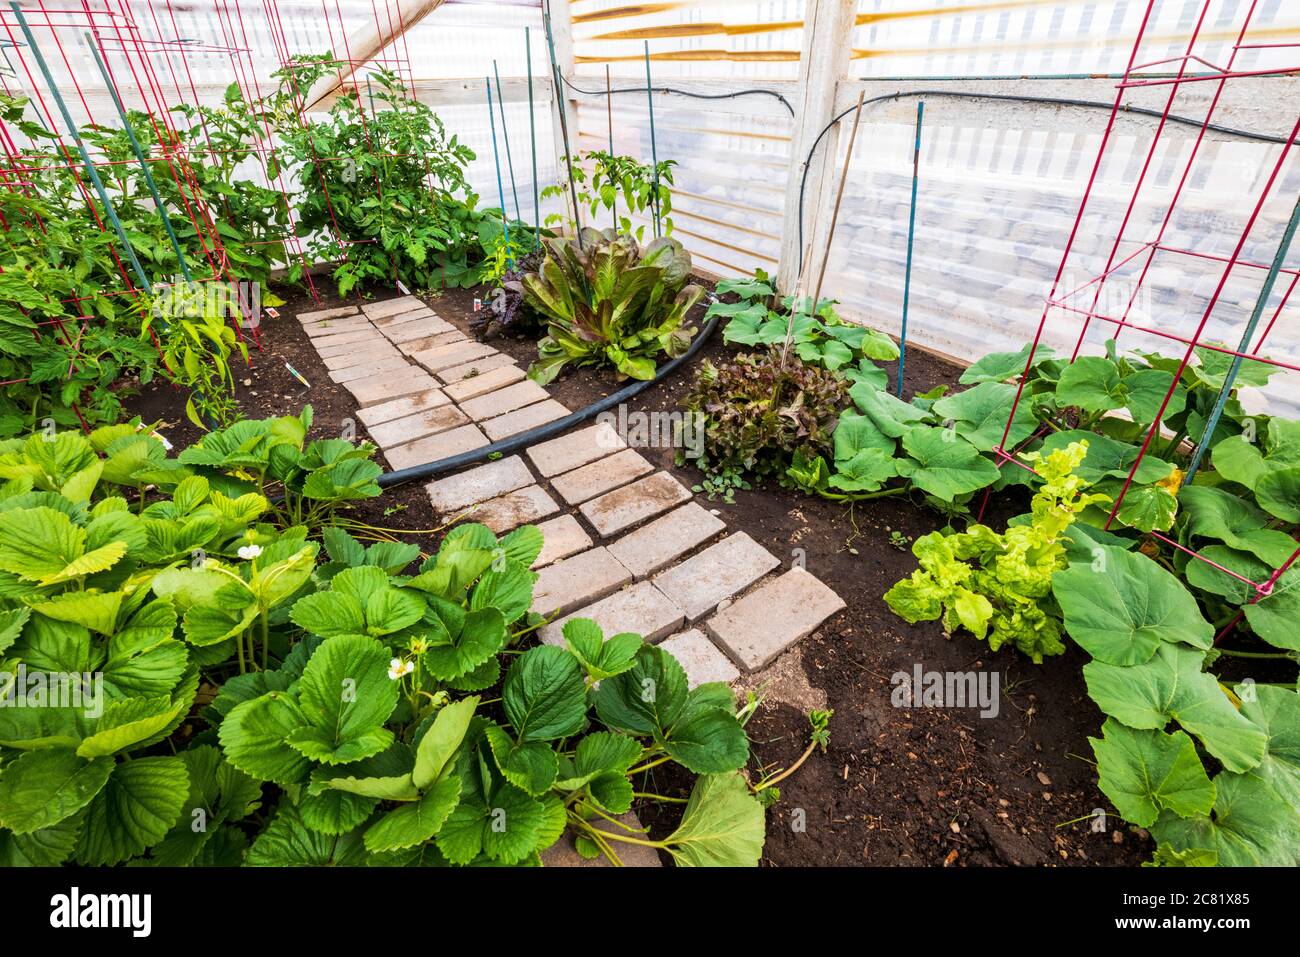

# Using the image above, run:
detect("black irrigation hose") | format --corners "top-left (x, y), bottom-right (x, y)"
top-left (376, 308), bottom-right (721, 490)
top-left (795, 89), bottom-right (1298, 275)
top-left (556, 70), bottom-right (795, 117)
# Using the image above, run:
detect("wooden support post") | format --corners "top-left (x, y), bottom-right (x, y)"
top-left (543, 0), bottom-right (581, 233)
top-left (301, 0), bottom-right (447, 113)
top-left (776, 0), bottom-right (857, 296)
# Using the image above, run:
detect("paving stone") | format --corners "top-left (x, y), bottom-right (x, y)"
top-left (705, 569), bottom-right (847, 672)
top-left (385, 320), bottom-right (459, 344)
top-left (425, 455), bottom-right (534, 513)
top-left (462, 484), bottom-right (559, 534)
top-left (436, 352), bottom-right (517, 384)
top-left (578, 471), bottom-right (692, 538)
top-left (659, 628), bottom-right (741, 687)
top-left (531, 514), bottom-right (592, 569)
top-left (303, 317), bottom-right (373, 338)
top-left (540, 581), bottom-right (684, 646)
top-left (362, 296), bottom-right (424, 319)
top-left (396, 331), bottom-right (466, 353)
top-left (345, 371), bottom-right (440, 407)
top-left (443, 364), bottom-right (526, 402)
top-left (321, 344), bottom-right (402, 371)
top-left (298, 305), bottom-right (359, 324)
top-left (410, 341), bottom-right (498, 374)
top-left (355, 389), bottom-right (451, 427)
top-left (383, 423), bottom-right (488, 470)
top-left (606, 502), bottom-right (727, 578)
top-left (329, 355), bottom-right (413, 383)
top-left (373, 307), bottom-right (437, 327)
top-left (366, 405), bottom-right (469, 449)
top-left (480, 400), bottom-right (569, 441)
top-left (651, 532), bottom-right (780, 621)
top-left (525, 420), bottom-right (626, 477)
top-left (458, 379), bottom-right (551, 421)
top-left (348, 371), bottom-right (439, 405)
top-left (316, 331), bottom-right (386, 357)
top-left (551, 448), bottom-right (655, 505)
top-left (540, 812), bottom-right (661, 867)
top-left (530, 547), bottom-right (632, 618)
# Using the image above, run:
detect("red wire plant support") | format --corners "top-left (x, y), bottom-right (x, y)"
top-left (990, 0), bottom-right (1300, 645)
top-left (0, 0), bottom-right (289, 427)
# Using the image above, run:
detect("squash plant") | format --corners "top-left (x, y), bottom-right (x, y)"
top-left (1057, 545), bottom-right (1300, 866)
top-left (882, 438), bottom-right (1300, 865)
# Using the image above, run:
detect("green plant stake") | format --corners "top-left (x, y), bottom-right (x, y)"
top-left (643, 41), bottom-right (661, 239)
top-left (485, 77), bottom-right (514, 269)
top-left (542, 1), bottom-right (583, 248)
top-left (1184, 192), bottom-right (1300, 482)
top-left (85, 32), bottom-right (192, 282)
top-left (492, 59), bottom-right (521, 220)
top-left (526, 27), bottom-right (540, 250)
top-left (897, 100), bottom-right (923, 397)
top-left (11, 3), bottom-right (151, 292)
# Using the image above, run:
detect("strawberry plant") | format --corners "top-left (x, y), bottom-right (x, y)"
top-left (0, 418), bottom-right (767, 867)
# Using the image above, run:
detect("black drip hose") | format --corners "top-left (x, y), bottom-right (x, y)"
top-left (556, 70), bottom-right (795, 117)
top-left (794, 89), bottom-right (1297, 275)
top-left (376, 309), bottom-right (720, 489)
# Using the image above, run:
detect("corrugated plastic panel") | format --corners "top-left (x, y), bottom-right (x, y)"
top-left (817, 91), bottom-right (1300, 413)
top-left (851, 0), bottom-right (1300, 78)
top-left (567, 0), bottom-right (799, 275)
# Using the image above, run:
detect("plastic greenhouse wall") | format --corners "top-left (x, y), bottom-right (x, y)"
top-left (565, 0), bottom-right (1300, 414)
top-left (1, 0), bottom-right (1295, 412)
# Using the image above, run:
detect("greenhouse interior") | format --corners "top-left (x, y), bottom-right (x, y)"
top-left (0, 0), bottom-right (1297, 894)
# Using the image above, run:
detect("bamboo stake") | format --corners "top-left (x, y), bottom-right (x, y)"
top-left (543, 0), bottom-right (582, 248)
top-left (811, 89), bottom-right (865, 311)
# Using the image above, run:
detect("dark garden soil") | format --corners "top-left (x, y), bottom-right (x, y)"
top-left (125, 276), bottom-right (1150, 868)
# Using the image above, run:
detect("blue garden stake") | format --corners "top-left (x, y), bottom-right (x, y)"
top-left (643, 41), bottom-right (661, 239)
top-left (12, 3), bottom-right (151, 293)
top-left (897, 100), bottom-right (924, 397)
top-left (86, 32), bottom-right (192, 283)
top-left (1184, 192), bottom-right (1300, 483)
top-left (493, 59), bottom-right (521, 221)
top-left (485, 77), bottom-right (514, 270)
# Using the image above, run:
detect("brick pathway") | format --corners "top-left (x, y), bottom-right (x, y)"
top-left (298, 295), bottom-right (847, 688)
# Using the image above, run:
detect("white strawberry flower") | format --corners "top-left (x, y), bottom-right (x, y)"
top-left (388, 658), bottom-right (414, 680)
top-left (237, 544), bottom-right (263, 560)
